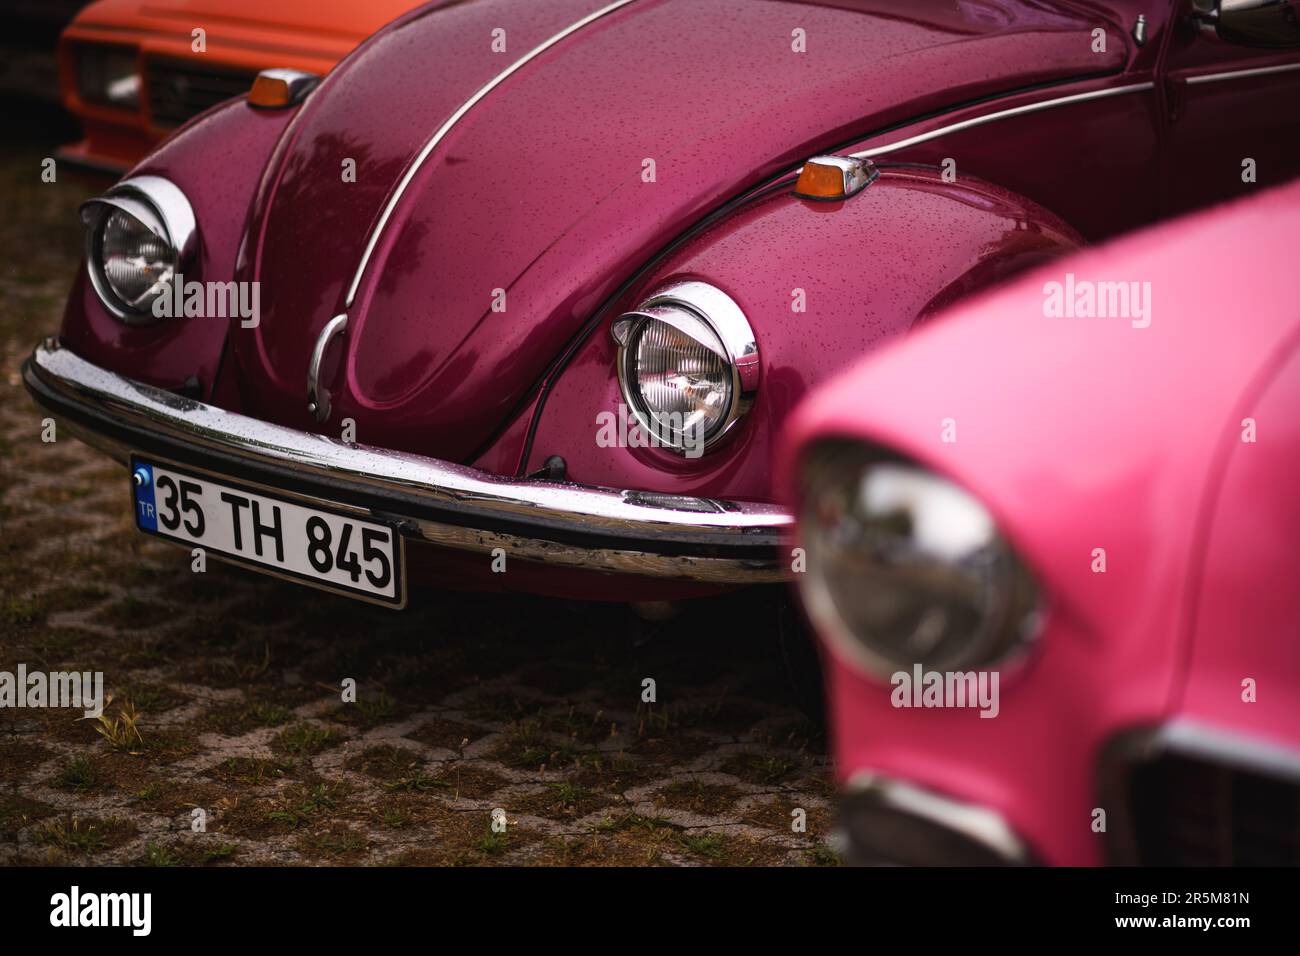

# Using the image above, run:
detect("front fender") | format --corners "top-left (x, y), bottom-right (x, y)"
top-left (521, 167), bottom-right (1082, 500)
top-left (60, 98), bottom-right (297, 402)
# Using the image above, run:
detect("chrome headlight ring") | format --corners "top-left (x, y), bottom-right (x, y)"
top-left (610, 281), bottom-right (759, 455)
top-left (80, 175), bottom-right (197, 324)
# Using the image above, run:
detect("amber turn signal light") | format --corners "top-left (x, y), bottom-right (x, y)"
top-left (248, 69), bottom-right (319, 109)
top-left (794, 155), bottom-right (879, 202)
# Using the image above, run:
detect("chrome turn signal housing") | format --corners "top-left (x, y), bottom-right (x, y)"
top-left (794, 155), bottom-right (878, 202)
top-left (248, 68), bottom-right (320, 109)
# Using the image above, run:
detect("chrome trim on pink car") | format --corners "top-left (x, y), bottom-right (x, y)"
top-left (838, 771), bottom-right (1034, 866)
top-left (1099, 721), bottom-right (1300, 865)
top-left (344, 0), bottom-right (641, 307)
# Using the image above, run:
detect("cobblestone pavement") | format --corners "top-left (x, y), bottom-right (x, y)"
top-left (0, 121), bottom-right (836, 867)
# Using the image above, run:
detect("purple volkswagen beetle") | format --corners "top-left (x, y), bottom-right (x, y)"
top-left (23, 0), bottom-right (1300, 612)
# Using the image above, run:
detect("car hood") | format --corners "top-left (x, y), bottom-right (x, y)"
top-left (233, 0), bottom-right (1125, 461)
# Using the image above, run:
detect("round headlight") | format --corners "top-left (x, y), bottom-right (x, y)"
top-left (798, 442), bottom-right (1039, 678)
top-left (100, 208), bottom-right (175, 309)
top-left (612, 282), bottom-right (758, 456)
top-left (80, 176), bottom-right (196, 323)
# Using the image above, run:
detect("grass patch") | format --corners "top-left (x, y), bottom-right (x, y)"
top-left (141, 841), bottom-right (179, 867)
top-left (677, 832), bottom-right (726, 859)
top-left (208, 756), bottom-right (294, 785)
top-left (300, 825), bottom-right (367, 858)
top-left (351, 692), bottom-right (398, 727)
top-left (805, 844), bottom-right (841, 867)
top-left (138, 839), bottom-right (238, 867)
top-left (1, 593), bottom-right (45, 629)
top-left (55, 755), bottom-right (100, 793)
top-left (35, 815), bottom-right (136, 857)
top-left (271, 722), bottom-right (344, 757)
top-left (381, 809), bottom-right (411, 829)
top-left (119, 683), bottom-right (187, 714)
top-left (99, 596), bottom-right (171, 629)
top-left (0, 794), bottom-right (56, 835)
top-left (92, 700), bottom-right (144, 751)
top-left (653, 779), bottom-right (741, 815)
top-left (719, 752), bottom-right (797, 785)
top-left (343, 745), bottom-right (422, 782)
top-left (207, 700), bottom-right (293, 736)
top-left (550, 781), bottom-right (586, 807)
top-left (265, 782), bottom-right (344, 829)
top-left (493, 718), bottom-right (581, 770)
top-left (593, 812), bottom-right (679, 835)
top-left (474, 822), bottom-right (510, 857)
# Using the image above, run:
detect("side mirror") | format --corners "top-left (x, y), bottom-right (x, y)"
top-left (1195, 0), bottom-right (1300, 48)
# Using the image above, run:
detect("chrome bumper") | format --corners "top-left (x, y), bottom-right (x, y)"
top-left (836, 772), bottom-right (1035, 865)
top-left (23, 339), bottom-right (792, 584)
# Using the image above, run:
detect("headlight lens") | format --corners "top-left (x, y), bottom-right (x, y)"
top-left (627, 307), bottom-right (731, 450)
top-left (613, 282), bottom-right (758, 455)
top-left (76, 46), bottom-right (140, 110)
top-left (80, 177), bottom-right (197, 323)
top-left (798, 442), bottom-right (1039, 678)
top-left (100, 208), bottom-right (176, 309)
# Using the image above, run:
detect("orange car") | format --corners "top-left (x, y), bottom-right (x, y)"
top-left (57, 0), bottom-right (419, 172)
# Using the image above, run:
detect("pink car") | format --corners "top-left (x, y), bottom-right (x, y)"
top-left (784, 179), bottom-right (1300, 866)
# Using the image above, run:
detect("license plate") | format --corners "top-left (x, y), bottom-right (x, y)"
top-left (130, 456), bottom-right (406, 607)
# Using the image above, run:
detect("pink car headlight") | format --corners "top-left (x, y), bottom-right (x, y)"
top-left (797, 441), bottom-right (1041, 678)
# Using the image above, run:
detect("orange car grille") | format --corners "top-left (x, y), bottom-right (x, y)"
top-left (145, 59), bottom-right (257, 127)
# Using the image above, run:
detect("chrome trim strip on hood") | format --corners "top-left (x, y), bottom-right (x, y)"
top-left (344, 0), bottom-right (641, 307)
top-left (847, 82), bottom-right (1155, 160)
top-left (24, 339), bottom-right (791, 583)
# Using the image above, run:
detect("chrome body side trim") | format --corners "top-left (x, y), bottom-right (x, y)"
top-left (1185, 61), bottom-right (1300, 85)
top-left (344, 0), bottom-right (640, 307)
top-left (23, 339), bottom-right (791, 583)
top-left (847, 83), bottom-right (1155, 160)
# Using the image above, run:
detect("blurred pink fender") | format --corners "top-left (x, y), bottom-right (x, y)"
top-left (784, 179), bottom-right (1300, 866)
